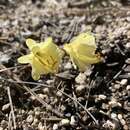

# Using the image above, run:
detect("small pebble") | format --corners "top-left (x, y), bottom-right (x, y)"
top-left (35, 111), bottom-right (40, 117)
top-left (109, 99), bottom-right (122, 108)
top-left (125, 42), bottom-right (130, 49)
top-left (43, 87), bottom-right (49, 94)
top-left (103, 120), bottom-right (116, 129)
top-left (117, 114), bottom-right (123, 120)
top-left (61, 119), bottom-right (70, 126)
top-left (120, 79), bottom-right (128, 86)
top-left (64, 62), bottom-right (72, 70)
top-left (111, 113), bottom-right (117, 119)
top-left (127, 16), bottom-right (130, 22)
top-left (2, 103), bottom-right (10, 112)
top-left (1, 120), bottom-right (8, 129)
top-left (75, 73), bottom-right (86, 84)
top-left (65, 113), bottom-right (71, 117)
top-left (28, 110), bottom-right (34, 115)
top-left (76, 85), bottom-right (86, 95)
top-left (70, 116), bottom-right (77, 126)
top-left (53, 124), bottom-right (58, 130)
top-left (38, 94), bottom-right (47, 100)
top-left (101, 49), bottom-right (110, 55)
top-left (26, 115), bottom-right (34, 124)
top-left (21, 109), bottom-right (25, 114)
top-left (98, 94), bottom-right (107, 100)
top-left (38, 122), bottom-right (43, 130)
top-left (114, 84), bottom-right (121, 89)
top-left (0, 54), bottom-right (10, 64)
top-left (56, 91), bottom-right (62, 97)
top-left (0, 127), bottom-right (3, 130)
top-left (125, 58), bottom-right (130, 64)
top-left (102, 103), bottom-right (109, 110)
top-left (46, 79), bottom-right (54, 85)
top-left (120, 119), bottom-right (126, 125)
top-left (123, 125), bottom-right (129, 130)
top-left (33, 118), bottom-right (38, 124)
top-left (126, 85), bottom-right (130, 90)
top-left (30, 95), bottom-right (36, 100)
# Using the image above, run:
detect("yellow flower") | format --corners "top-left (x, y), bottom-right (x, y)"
top-left (18, 38), bottom-right (63, 80)
top-left (64, 32), bottom-right (101, 71)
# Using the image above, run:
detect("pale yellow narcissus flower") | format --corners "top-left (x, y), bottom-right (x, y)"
top-left (18, 38), bottom-right (63, 80)
top-left (63, 32), bottom-right (101, 71)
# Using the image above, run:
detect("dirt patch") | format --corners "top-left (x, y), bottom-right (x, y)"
top-left (0, 0), bottom-right (130, 130)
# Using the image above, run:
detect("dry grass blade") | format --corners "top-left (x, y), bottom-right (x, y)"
top-left (7, 79), bottom-right (50, 88)
top-left (0, 65), bottom-right (23, 73)
top-left (107, 64), bottom-right (127, 86)
top-left (7, 87), bottom-right (16, 129)
top-left (8, 112), bottom-right (12, 130)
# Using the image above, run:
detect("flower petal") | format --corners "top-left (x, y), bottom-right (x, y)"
top-left (26, 38), bottom-right (36, 50)
top-left (26, 38), bottom-right (40, 54)
top-left (31, 57), bottom-right (51, 80)
top-left (31, 69), bottom-right (40, 80)
top-left (17, 54), bottom-right (32, 64)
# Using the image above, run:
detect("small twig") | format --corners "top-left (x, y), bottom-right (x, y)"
top-left (72, 84), bottom-right (78, 110)
top-left (7, 87), bottom-right (16, 129)
top-left (115, 43), bottom-right (126, 56)
top-left (0, 65), bottom-right (23, 73)
top-left (0, 40), bottom-right (12, 46)
top-left (66, 20), bottom-right (78, 43)
top-left (57, 88), bottom-right (98, 125)
top-left (85, 79), bottom-right (95, 108)
top-left (107, 64), bottom-right (127, 86)
top-left (5, 78), bottom-right (50, 88)
top-left (68, 1), bottom-right (88, 8)
top-left (8, 112), bottom-right (12, 130)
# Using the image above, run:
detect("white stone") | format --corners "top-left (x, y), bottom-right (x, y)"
top-left (111, 113), bottom-right (117, 119)
top-left (53, 124), bottom-right (58, 130)
top-left (38, 122), bottom-right (43, 130)
top-left (43, 88), bottom-right (49, 94)
top-left (123, 125), bottom-right (129, 130)
top-left (76, 85), bottom-right (85, 94)
top-left (64, 62), bottom-right (72, 70)
top-left (0, 127), bottom-right (3, 130)
top-left (56, 91), bottom-right (62, 97)
top-left (120, 119), bottom-right (126, 125)
top-left (120, 79), bottom-right (128, 86)
top-left (26, 115), bottom-right (34, 123)
top-left (98, 94), bottom-right (107, 100)
top-left (114, 84), bottom-right (120, 89)
top-left (117, 114), bottom-right (123, 120)
top-left (70, 116), bottom-right (77, 126)
top-left (2, 103), bottom-right (10, 111)
top-left (75, 73), bottom-right (86, 84)
top-left (61, 119), bottom-right (70, 126)
top-left (109, 99), bottom-right (122, 108)
top-left (125, 42), bottom-right (130, 49)
top-left (126, 85), bottom-right (130, 90)
top-left (35, 111), bottom-right (40, 116)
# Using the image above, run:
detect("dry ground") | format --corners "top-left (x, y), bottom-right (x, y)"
top-left (0, 0), bottom-right (130, 130)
